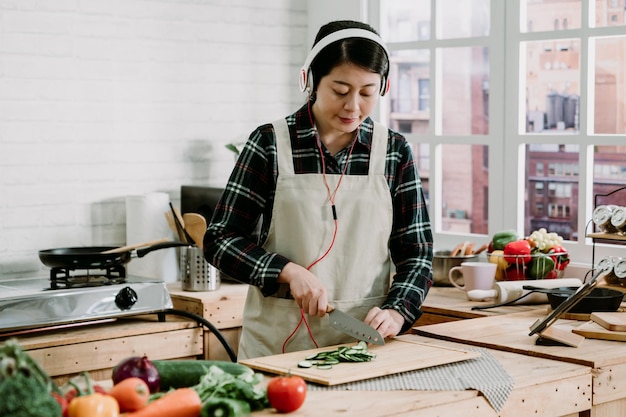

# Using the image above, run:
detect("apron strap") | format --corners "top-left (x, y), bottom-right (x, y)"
top-left (272, 118), bottom-right (294, 175)
top-left (272, 118), bottom-right (389, 177)
top-left (369, 122), bottom-right (388, 176)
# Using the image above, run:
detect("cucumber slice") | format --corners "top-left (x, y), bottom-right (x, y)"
top-left (298, 360), bottom-right (314, 368)
top-left (316, 364), bottom-right (333, 370)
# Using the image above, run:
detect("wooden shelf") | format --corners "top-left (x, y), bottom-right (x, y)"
top-left (588, 232), bottom-right (626, 241)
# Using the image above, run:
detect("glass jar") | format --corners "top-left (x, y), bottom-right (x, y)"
top-left (593, 205), bottom-right (620, 233)
top-left (614, 259), bottom-right (626, 284)
top-left (611, 206), bottom-right (626, 234)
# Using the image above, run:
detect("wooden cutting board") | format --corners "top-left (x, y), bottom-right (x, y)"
top-left (239, 334), bottom-right (481, 386)
top-left (572, 321), bottom-right (626, 342)
top-left (591, 312), bottom-right (626, 331)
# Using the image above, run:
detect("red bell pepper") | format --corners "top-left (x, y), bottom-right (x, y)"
top-left (503, 240), bottom-right (532, 265)
top-left (549, 245), bottom-right (570, 271)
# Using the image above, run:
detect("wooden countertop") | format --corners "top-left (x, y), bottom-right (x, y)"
top-left (416, 286), bottom-right (544, 325)
top-left (414, 309), bottom-right (626, 409)
top-left (251, 334), bottom-right (591, 417)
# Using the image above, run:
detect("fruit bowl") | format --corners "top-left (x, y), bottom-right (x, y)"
top-left (487, 251), bottom-right (569, 281)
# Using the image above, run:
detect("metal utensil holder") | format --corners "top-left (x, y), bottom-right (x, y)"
top-left (180, 246), bottom-right (220, 291)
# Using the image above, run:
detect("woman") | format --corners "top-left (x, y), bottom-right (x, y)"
top-left (204, 20), bottom-right (433, 359)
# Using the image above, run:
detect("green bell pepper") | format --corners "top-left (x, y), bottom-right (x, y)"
top-left (491, 230), bottom-right (519, 251)
top-left (528, 254), bottom-right (555, 279)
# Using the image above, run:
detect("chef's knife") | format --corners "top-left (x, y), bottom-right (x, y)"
top-left (327, 305), bottom-right (385, 345)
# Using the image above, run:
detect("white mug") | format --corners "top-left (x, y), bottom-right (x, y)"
top-left (449, 262), bottom-right (497, 297)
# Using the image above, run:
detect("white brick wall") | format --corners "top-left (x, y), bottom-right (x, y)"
top-left (0, 0), bottom-right (308, 278)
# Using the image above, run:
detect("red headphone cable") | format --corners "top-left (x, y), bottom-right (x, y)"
top-left (281, 101), bottom-right (359, 353)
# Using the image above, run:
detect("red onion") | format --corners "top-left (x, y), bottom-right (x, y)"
top-left (111, 355), bottom-right (160, 393)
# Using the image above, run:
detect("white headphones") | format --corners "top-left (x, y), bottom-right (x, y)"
top-left (299, 28), bottom-right (390, 96)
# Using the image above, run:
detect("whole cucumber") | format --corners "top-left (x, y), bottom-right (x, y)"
top-left (152, 360), bottom-right (254, 390)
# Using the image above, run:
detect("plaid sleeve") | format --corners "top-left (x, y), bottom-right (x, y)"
top-left (203, 123), bottom-right (288, 296)
top-left (381, 132), bottom-right (434, 333)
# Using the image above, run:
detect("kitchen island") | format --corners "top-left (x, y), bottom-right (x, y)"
top-left (250, 334), bottom-right (591, 417)
top-left (414, 308), bottom-right (626, 417)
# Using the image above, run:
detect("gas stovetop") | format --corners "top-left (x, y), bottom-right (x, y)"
top-left (0, 276), bottom-right (173, 333)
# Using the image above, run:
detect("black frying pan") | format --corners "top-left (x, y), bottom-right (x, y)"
top-left (39, 241), bottom-right (189, 270)
top-left (525, 286), bottom-right (624, 314)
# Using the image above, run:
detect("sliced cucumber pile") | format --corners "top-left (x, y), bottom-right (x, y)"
top-left (298, 341), bottom-right (376, 370)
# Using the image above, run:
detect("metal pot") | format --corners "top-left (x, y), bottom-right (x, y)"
top-left (542, 286), bottom-right (624, 314)
top-left (432, 251), bottom-right (479, 286)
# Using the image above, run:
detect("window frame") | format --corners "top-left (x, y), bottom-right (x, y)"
top-left (308, 0), bottom-right (626, 267)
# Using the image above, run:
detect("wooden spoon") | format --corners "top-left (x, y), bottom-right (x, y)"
top-left (101, 237), bottom-right (170, 254)
top-left (182, 213), bottom-right (207, 248)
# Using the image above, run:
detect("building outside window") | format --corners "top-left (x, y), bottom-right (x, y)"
top-left (368, 0), bottom-right (626, 263)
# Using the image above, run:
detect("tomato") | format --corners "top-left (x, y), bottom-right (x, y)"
top-left (52, 392), bottom-right (69, 417)
top-left (266, 375), bottom-right (307, 413)
top-left (504, 265), bottom-right (527, 281)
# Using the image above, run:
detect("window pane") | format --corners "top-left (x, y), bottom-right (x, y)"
top-left (593, 147), bottom-right (626, 214)
top-left (387, 49), bottom-right (431, 134)
top-left (437, 0), bottom-right (490, 39)
top-left (592, 0), bottom-right (626, 28)
top-left (522, 0), bottom-right (581, 33)
top-left (441, 144), bottom-right (489, 234)
top-left (525, 144), bottom-right (579, 240)
top-left (380, 0), bottom-right (431, 42)
top-left (523, 39), bottom-right (580, 133)
top-left (440, 47), bottom-right (490, 135)
top-left (593, 36), bottom-right (626, 134)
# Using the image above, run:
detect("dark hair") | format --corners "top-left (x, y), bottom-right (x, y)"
top-left (309, 20), bottom-right (389, 94)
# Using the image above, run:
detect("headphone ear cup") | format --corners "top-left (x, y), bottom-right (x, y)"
top-left (307, 71), bottom-right (314, 94)
top-left (380, 78), bottom-right (390, 96)
top-left (299, 68), bottom-right (314, 94)
top-left (299, 68), bottom-right (308, 92)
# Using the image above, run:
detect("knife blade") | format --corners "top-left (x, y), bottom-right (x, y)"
top-left (327, 305), bottom-right (385, 345)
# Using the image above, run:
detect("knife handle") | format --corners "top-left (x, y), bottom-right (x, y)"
top-left (326, 305), bottom-right (335, 314)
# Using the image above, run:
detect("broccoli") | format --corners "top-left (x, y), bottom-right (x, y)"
top-left (0, 339), bottom-right (62, 417)
top-left (0, 373), bottom-right (61, 417)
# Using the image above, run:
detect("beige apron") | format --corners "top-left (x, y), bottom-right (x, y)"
top-left (238, 119), bottom-right (393, 359)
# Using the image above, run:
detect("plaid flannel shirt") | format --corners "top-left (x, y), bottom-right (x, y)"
top-left (204, 103), bottom-right (433, 332)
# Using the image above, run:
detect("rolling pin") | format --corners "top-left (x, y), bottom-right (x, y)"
top-left (467, 278), bottom-right (584, 304)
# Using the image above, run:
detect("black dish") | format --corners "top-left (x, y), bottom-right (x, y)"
top-left (546, 286), bottom-right (624, 314)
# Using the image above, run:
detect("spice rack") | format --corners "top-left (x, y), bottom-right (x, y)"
top-left (587, 186), bottom-right (626, 268)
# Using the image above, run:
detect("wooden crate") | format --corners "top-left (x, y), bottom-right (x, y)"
top-left (168, 282), bottom-right (248, 360)
top-left (1, 315), bottom-right (203, 385)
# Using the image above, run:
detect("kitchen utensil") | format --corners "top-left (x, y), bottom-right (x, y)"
top-left (169, 202), bottom-right (193, 244)
top-left (326, 305), bottom-right (384, 346)
top-left (182, 213), bottom-right (207, 249)
top-left (432, 251), bottom-right (478, 286)
top-left (468, 278), bottom-right (583, 306)
top-left (100, 238), bottom-right (170, 254)
top-left (573, 321), bottom-right (626, 342)
top-left (164, 211), bottom-right (180, 238)
top-left (591, 312), bottom-right (626, 331)
top-left (529, 266), bottom-right (609, 337)
top-left (239, 334), bottom-right (480, 386)
top-left (526, 286), bottom-right (624, 314)
top-left (180, 245), bottom-right (220, 291)
top-left (39, 241), bottom-right (189, 270)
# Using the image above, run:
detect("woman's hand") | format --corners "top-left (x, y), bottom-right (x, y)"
top-left (364, 307), bottom-right (404, 339)
top-left (278, 262), bottom-right (328, 317)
